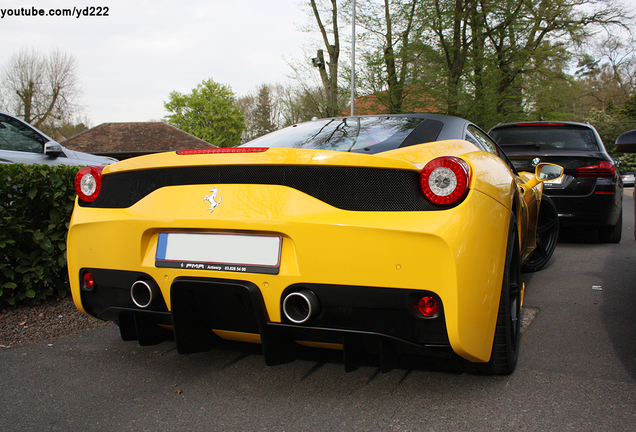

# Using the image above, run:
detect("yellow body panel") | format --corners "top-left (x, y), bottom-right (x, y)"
top-left (68, 141), bottom-right (547, 363)
top-left (68, 143), bottom-right (524, 363)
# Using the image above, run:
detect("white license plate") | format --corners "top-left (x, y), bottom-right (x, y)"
top-left (155, 232), bottom-right (282, 274)
top-left (545, 176), bottom-right (565, 185)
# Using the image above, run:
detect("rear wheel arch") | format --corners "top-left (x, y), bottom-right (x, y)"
top-left (463, 213), bottom-right (522, 375)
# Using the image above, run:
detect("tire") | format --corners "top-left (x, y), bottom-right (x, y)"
top-left (598, 210), bottom-right (622, 244)
top-left (467, 215), bottom-right (522, 375)
top-left (522, 195), bottom-right (559, 272)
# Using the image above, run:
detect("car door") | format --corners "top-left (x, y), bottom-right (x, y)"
top-left (0, 113), bottom-right (50, 164)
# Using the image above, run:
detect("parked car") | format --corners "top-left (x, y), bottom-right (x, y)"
top-left (67, 114), bottom-right (562, 375)
top-left (0, 110), bottom-right (117, 166)
top-left (615, 129), bottom-right (636, 241)
top-left (620, 171), bottom-right (635, 187)
top-left (489, 121), bottom-right (623, 243)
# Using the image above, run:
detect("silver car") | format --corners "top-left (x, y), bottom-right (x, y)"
top-left (620, 171), bottom-right (635, 187)
top-left (0, 110), bottom-right (117, 166)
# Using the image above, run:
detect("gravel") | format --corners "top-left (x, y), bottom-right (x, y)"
top-left (0, 297), bottom-right (111, 348)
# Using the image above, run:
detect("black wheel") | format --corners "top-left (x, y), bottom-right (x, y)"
top-left (599, 210), bottom-right (622, 243)
top-left (467, 215), bottom-right (522, 375)
top-left (522, 195), bottom-right (559, 272)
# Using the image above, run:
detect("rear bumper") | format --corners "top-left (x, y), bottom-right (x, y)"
top-left (81, 273), bottom-right (453, 371)
top-left (68, 185), bottom-right (511, 363)
top-left (546, 188), bottom-right (622, 227)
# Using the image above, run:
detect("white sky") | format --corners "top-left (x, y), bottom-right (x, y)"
top-left (0, 0), bottom-right (313, 125)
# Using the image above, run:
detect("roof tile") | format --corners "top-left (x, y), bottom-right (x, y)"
top-left (61, 122), bottom-right (215, 153)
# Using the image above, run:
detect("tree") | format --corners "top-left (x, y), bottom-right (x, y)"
top-left (309, 0), bottom-right (343, 116)
top-left (355, 0), bottom-right (424, 113)
top-left (624, 93), bottom-right (636, 119)
top-left (575, 35), bottom-right (636, 115)
top-left (237, 84), bottom-right (283, 140)
top-left (0, 48), bottom-right (83, 129)
top-left (163, 78), bottom-right (245, 147)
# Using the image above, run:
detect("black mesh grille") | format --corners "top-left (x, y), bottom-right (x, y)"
top-left (81, 165), bottom-right (452, 211)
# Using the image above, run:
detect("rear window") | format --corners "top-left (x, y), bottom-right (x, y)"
top-left (490, 126), bottom-right (599, 151)
top-left (242, 116), bottom-right (426, 152)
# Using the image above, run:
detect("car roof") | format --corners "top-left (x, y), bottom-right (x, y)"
top-left (490, 120), bottom-right (595, 130)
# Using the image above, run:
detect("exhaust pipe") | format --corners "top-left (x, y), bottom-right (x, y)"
top-left (131, 279), bottom-right (160, 309)
top-left (283, 289), bottom-right (320, 324)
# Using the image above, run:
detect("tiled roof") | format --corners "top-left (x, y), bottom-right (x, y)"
top-left (343, 89), bottom-right (441, 116)
top-left (61, 122), bottom-right (214, 154)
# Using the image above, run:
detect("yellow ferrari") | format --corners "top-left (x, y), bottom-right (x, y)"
top-left (67, 114), bottom-right (562, 375)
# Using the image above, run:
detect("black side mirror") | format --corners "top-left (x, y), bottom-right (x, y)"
top-left (615, 129), bottom-right (636, 153)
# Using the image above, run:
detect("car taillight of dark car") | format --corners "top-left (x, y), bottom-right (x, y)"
top-left (575, 161), bottom-right (615, 178)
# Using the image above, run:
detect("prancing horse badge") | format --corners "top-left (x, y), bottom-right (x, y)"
top-left (204, 188), bottom-right (222, 213)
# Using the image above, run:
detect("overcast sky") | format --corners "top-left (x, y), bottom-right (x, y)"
top-left (2, 0), bottom-right (636, 127)
top-left (0, 0), bottom-right (313, 126)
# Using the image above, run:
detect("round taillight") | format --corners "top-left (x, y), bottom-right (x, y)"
top-left (420, 157), bottom-right (470, 206)
top-left (82, 271), bottom-right (94, 291)
top-left (417, 296), bottom-right (438, 317)
top-left (75, 166), bottom-right (104, 202)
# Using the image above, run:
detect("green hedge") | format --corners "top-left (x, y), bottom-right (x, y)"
top-left (0, 164), bottom-right (81, 306)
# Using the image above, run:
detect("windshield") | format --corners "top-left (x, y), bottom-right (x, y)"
top-left (241, 116), bottom-right (425, 152)
top-left (490, 126), bottom-right (599, 151)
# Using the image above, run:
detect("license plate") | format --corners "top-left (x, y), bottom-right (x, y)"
top-left (545, 176), bottom-right (565, 185)
top-left (155, 232), bottom-right (282, 275)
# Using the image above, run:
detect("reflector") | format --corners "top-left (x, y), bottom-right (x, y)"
top-left (418, 296), bottom-right (438, 317)
top-left (82, 272), bottom-right (94, 291)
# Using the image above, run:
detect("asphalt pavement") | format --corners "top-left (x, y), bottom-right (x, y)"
top-left (1, 192), bottom-right (635, 431)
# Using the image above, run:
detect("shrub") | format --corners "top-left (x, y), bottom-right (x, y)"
top-left (0, 164), bottom-right (81, 306)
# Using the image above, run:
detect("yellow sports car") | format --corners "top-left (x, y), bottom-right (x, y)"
top-left (67, 114), bottom-right (562, 375)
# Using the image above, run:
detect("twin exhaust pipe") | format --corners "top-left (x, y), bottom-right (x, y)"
top-left (131, 279), bottom-right (320, 324)
top-left (130, 279), bottom-right (161, 309)
top-left (282, 289), bottom-right (320, 324)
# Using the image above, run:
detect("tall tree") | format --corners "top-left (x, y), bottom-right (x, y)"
top-left (419, 0), bottom-right (473, 116)
top-left (310, 0), bottom-right (343, 116)
top-left (356, 0), bottom-right (423, 113)
top-left (0, 48), bottom-right (83, 128)
top-left (237, 83), bottom-right (284, 140)
top-left (164, 78), bottom-right (245, 147)
top-left (252, 84), bottom-right (278, 137)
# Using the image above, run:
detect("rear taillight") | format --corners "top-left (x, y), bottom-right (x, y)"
top-left (575, 161), bottom-right (615, 178)
top-left (176, 147), bottom-right (268, 155)
top-left (75, 165), bottom-right (104, 202)
top-left (420, 157), bottom-right (470, 206)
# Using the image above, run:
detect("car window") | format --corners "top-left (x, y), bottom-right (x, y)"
top-left (0, 114), bottom-right (46, 153)
top-left (242, 116), bottom-right (425, 152)
top-left (467, 125), bottom-right (499, 155)
top-left (490, 126), bottom-right (599, 151)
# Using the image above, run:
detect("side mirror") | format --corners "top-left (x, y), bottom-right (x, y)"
top-left (522, 163), bottom-right (564, 190)
top-left (615, 129), bottom-right (636, 153)
top-left (44, 141), bottom-right (64, 157)
top-left (536, 163), bottom-right (563, 181)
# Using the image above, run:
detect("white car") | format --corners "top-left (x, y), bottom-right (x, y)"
top-left (620, 171), bottom-right (635, 187)
top-left (0, 110), bottom-right (117, 166)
